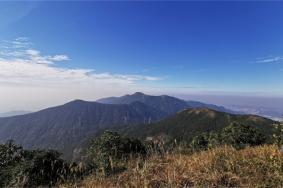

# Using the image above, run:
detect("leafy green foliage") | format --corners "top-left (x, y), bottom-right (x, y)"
top-left (190, 133), bottom-right (210, 151)
top-left (0, 141), bottom-right (76, 187)
top-left (0, 140), bottom-right (24, 187)
top-left (190, 123), bottom-right (267, 151)
top-left (272, 122), bottom-right (283, 148)
top-left (21, 150), bottom-right (69, 187)
top-left (88, 131), bottom-right (146, 172)
top-left (190, 132), bottom-right (221, 151)
top-left (220, 123), bottom-right (267, 149)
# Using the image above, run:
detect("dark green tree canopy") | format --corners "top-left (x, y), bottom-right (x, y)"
top-left (190, 123), bottom-right (267, 151)
top-left (0, 141), bottom-right (71, 187)
top-left (221, 123), bottom-right (266, 149)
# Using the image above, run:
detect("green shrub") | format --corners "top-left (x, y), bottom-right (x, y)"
top-left (190, 132), bottom-right (210, 151)
top-left (88, 131), bottom-right (146, 172)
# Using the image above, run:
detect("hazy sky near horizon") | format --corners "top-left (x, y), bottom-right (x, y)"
top-left (0, 1), bottom-right (283, 112)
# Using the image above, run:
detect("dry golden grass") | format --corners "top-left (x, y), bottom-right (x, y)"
top-left (63, 145), bottom-right (283, 188)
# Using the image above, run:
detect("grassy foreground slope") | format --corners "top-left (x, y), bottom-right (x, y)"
top-left (67, 145), bottom-right (283, 188)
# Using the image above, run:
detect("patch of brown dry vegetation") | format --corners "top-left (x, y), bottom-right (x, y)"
top-left (187, 108), bottom-right (217, 118)
top-left (246, 115), bottom-right (269, 123)
top-left (64, 145), bottom-right (283, 188)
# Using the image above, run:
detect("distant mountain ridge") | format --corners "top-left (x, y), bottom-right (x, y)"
top-left (97, 92), bottom-right (189, 115)
top-left (97, 92), bottom-right (235, 114)
top-left (186, 100), bottom-right (236, 114)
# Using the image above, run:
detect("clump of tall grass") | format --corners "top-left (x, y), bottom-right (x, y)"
top-left (76, 145), bottom-right (283, 188)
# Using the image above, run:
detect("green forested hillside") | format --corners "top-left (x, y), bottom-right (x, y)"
top-left (120, 108), bottom-right (276, 143)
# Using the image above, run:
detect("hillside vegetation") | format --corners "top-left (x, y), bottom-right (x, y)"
top-left (1, 120), bottom-right (282, 187)
top-left (121, 108), bottom-right (275, 144)
top-left (64, 122), bottom-right (282, 188)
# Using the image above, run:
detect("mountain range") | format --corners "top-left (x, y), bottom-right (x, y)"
top-left (0, 92), bottom-right (275, 160)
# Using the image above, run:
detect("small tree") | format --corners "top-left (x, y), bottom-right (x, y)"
top-left (190, 132), bottom-right (221, 151)
top-left (89, 131), bottom-right (123, 171)
top-left (88, 131), bottom-right (146, 173)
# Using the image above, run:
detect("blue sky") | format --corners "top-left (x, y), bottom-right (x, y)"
top-left (0, 1), bottom-right (283, 111)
